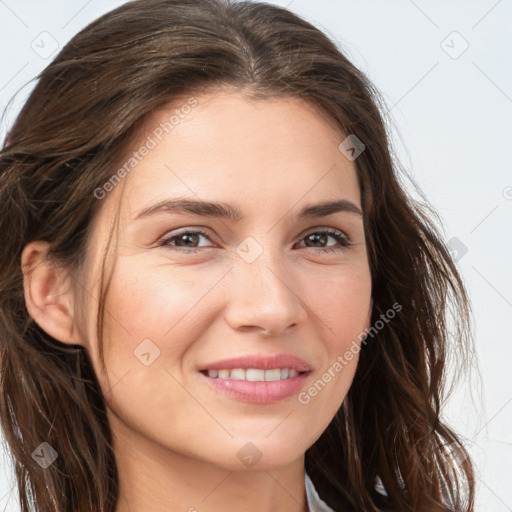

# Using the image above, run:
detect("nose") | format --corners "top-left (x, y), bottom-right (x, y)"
top-left (223, 246), bottom-right (307, 336)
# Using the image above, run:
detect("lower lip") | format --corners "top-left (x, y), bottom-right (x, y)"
top-left (199, 371), bottom-right (310, 403)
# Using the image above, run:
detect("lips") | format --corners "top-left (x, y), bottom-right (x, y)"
top-left (198, 353), bottom-right (312, 403)
top-left (199, 353), bottom-right (311, 373)
top-left (204, 368), bottom-right (300, 381)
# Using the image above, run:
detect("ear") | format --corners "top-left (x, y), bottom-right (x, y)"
top-left (21, 240), bottom-right (82, 345)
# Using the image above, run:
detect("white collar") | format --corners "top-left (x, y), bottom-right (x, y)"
top-left (305, 471), bottom-right (394, 512)
top-left (305, 471), bottom-right (337, 512)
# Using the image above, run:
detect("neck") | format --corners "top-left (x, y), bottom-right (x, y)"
top-left (109, 412), bottom-right (309, 512)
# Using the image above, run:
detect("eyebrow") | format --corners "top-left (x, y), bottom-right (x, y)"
top-left (134, 198), bottom-right (362, 221)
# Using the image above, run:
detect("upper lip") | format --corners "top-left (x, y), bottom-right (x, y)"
top-left (199, 354), bottom-right (311, 373)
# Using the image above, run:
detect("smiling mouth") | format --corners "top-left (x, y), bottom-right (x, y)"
top-left (200, 368), bottom-right (309, 381)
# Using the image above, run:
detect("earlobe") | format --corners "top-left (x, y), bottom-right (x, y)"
top-left (21, 240), bottom-right (81, 345)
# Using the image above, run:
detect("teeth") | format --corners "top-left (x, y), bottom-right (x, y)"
top-left (265, 369), bottom-right (281, 381)
top-left (230, 369), bottom-right (245, 380)
top-left (246, 369), bottom-right (265, 381)
top-left (206, 368), bottom-right (302, 381)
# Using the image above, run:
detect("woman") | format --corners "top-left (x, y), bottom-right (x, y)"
top-left (0, 0), bottom-right (474, 511)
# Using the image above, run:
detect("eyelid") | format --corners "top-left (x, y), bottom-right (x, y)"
top-left (157, 225), bottom-right (353, 252)
top-left (299, 226), bottom-right (349, 239)
top-left (157, 226), bottom-right (213, 247)
top-left (157, 225), bottom-right (349, 240)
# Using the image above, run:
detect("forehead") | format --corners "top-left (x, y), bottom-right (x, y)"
top-left (100, 90), bottom-right (361, 225)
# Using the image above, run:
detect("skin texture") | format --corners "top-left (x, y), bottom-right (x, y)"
top-left (22, 91), bottom-right (373, 512)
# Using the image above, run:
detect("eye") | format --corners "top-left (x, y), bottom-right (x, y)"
top-left (158, 227), bottom-right (353, 254)
top-left (158, 229), bottom-right (212, 253)
top-left (295, 228), bottom-right (353, 253)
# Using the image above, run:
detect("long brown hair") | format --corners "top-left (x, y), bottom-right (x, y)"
top-left (0, 0), bottom-right (474, 510)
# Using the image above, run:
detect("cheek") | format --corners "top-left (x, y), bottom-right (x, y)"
top-left (103, 258), bottom-right (217, 358)
top-left (94, 260), bottom-right (216, 433)
top-left (293, 269), bottom-right (371, 444)
top-left (82, 253), bottom-right (372, 465)
top-left (99, 255), bottom-right (372, 378)
top-left (304, 264), bottom-right (372, 343)
top-left (300, 265), bottom-right (371, 395)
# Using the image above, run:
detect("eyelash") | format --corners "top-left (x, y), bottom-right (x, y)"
top-left (157, 228), bottom-right (353, 254)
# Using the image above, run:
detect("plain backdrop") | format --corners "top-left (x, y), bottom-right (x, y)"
top-left (0, 1), bottom-right (511, 511)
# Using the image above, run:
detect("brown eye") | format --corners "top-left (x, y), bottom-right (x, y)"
top-left (157, 228), bottom-right (353, 254)
top-left (158, 230), bottom-right (212, 252)
top-left (296, 229), bottom-right (352, 252)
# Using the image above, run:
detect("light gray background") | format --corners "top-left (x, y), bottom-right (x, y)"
top-left (0, 0), bottom-right (511, 510)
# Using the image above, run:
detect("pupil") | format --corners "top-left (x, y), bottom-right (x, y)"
top-left (180, 234), bottom-right (197, 246)
top-left (307, 233), bottom-right (325, 246)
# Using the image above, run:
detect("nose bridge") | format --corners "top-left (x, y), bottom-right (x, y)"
top-left (225, 238), bottom-right (304, 334)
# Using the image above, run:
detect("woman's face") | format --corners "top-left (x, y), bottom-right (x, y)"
top-left (77, 90), bottom-right (372, 470)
